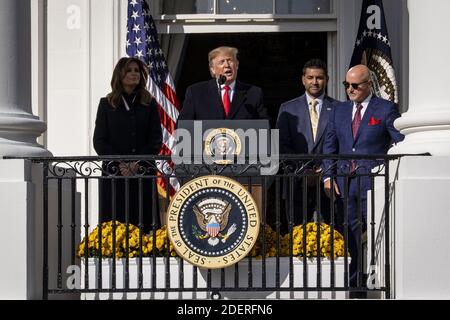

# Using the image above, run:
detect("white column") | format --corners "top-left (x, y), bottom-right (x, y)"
top-left (389, 156), bottom-right (450, 299)
top-left (0, 0), bottom-right (50, 157)
top-left (390, 0), bottom-right (450, 155)
top-left (0, 0), bottom-right (49, 300)
top-left (0, 160), bottom-right (38, 299)
top-left (385, 0), bottom-right (450, 299)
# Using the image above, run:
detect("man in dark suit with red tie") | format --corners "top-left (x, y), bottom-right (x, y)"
top-left (178, 46), bottom-right (268, 120)
top-left (177, 46), bottom-right (268, 215)
top-left (322, 64), bottom-right (404, 293)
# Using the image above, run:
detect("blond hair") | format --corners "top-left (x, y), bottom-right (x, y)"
top-left (208, 46), bottom-right (239, 67)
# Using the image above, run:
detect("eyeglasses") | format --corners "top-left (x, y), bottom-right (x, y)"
top-left (342, 80), bottom-right (370, 90)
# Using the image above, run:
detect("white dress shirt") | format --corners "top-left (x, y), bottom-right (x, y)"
top-left (305, 92), bottom-right (325, 116)
top-left (220, 80), bottom-right (236, 102)
top-left (352, 93), bottom-right (372, 120)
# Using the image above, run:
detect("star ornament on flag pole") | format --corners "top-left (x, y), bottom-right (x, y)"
top-left (350, 0), bottom-right (398, 104)
top-left (126, 0), bottom-right (181, 198)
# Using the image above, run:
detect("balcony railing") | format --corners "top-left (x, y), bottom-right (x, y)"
top-left (26, 154), bottom-right (400, 299)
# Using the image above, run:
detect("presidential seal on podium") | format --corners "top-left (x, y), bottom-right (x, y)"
top-left (204, 128), bottom-right (242, 164)
top-left (166, 175), bottom-right (259, 269)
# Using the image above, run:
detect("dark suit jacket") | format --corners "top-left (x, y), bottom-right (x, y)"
top-left (93, 96), bottom-right (162, 156)
top-left (93, 95), bottom-right (163, 231)
top-left (178, 79), bottom-right (268, 120)
top-left (323, 95), bottom-right (404, 192)
top-left (276, 94), bottom-right (338, 155)
top-left (276, 94), bottom-right (338, 213)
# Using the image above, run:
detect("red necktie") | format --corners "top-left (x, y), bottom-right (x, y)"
top-left (351, 104), bottom-right (363, 173)
top-left (222, 85), bottom-right (231, 117)
top-left (352, 104), bottom-right (363, 138)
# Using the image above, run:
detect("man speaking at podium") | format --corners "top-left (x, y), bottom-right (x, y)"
top-left (178, 46), bottom-right (268, 121)
top-left (177, 46), bottom-right (269, 218)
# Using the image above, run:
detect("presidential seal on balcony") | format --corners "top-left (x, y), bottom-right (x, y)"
top-left (167, 175), bottom-right (259, 269)
top-left (204, 128), bottom-right (241, 164)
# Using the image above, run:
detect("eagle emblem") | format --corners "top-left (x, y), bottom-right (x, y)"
top-left (193, 198), bottom-right (237, 246)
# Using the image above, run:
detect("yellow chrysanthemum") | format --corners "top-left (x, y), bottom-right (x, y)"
top-left (248, 224), bottom-right (280, 258)
top-left (280, 222), bottom-right (348, 258)
top-left (77, 220), bottom-right (152, 258)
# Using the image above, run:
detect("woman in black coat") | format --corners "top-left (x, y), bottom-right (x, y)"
top-left (93, 57), bottom-right (162, 232)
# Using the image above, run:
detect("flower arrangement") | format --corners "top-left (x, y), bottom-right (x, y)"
top-left (144, 225), bottom-right (177, 257)
top-left (77, 221), bottom-right (346, 259)
top-left (248, 224), bottom-right (278, 258)
top-left (77, 221), bottom-right (176, 258)
top-left (280, 222), bottom-right (347, 259)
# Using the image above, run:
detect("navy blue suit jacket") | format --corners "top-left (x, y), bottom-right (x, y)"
top-left (277, 94), bottom-right (338, 155)
top-left (323, 96), bottom-right (404, 190)
top-left (276, 94), bottom-right (338, 205)
top-left (178, 79), bottom-right (268, 120)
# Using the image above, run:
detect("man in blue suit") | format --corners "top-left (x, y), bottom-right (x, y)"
top-left (323, 64), bottom-right (404, 292)
top-left (277, 59), bottom-right (339, 226)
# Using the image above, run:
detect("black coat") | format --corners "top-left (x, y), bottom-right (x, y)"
top-left (93, 96), bottom-right (162, 156)
top-left (178, 79), bottom-right (268, 120)
top-left (93, 94), bottom-right (163, 231)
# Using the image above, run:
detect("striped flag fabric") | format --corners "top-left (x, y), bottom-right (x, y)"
top-left (350, 0), bottom-right (398, 104)
top-left (126, 0), bottom-right (180, 197)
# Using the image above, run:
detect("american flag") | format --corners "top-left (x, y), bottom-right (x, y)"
top-left (126, 0), bottom-right (180, 197)
top-left (350, 0), bottom-right (398, 104)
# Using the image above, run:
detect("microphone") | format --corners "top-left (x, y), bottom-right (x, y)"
top-left (217, 74), bottom-right (227, 85)
top-left (217, 74), bottom-right (227, 98)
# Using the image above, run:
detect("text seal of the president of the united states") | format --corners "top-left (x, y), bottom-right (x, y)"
top-left (167, 175), bottom-right (260, 269)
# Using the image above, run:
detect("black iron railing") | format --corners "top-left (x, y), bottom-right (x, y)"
top-left (23, 154), bottom-right (404, 299)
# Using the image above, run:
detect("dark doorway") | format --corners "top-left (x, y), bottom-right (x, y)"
top-left (176, 32), bottom-right (327, 126)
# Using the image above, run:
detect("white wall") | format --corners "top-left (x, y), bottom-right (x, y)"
top-left (0, 160), bottom-right (33, 299)
top-left (45, 0), bottom-right (127, 229)
top-left (393, 157), bottom-right (450, 299)
top-left (46, 0), bottom-right (122, 156)
top-left (47, 0), bottom-right (88, 155)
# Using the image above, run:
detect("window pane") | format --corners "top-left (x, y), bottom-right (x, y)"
top-left (162, 0), bottom-right (214, 14)
top-left (276, 0), bottom-right (331, 14)
top-left (218, 0), bottom-right (273, 14)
